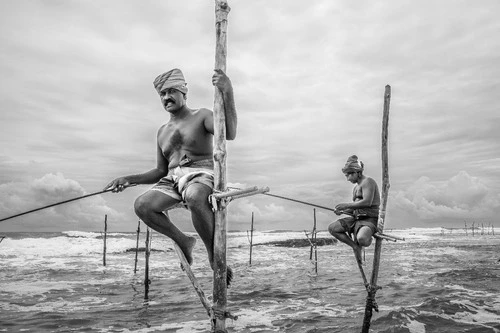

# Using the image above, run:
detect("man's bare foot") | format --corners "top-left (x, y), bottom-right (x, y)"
top-left (179, 236), bottom-right (197, 265)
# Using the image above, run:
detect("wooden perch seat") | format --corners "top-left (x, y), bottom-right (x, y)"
top-left (211, 186), bottom-right (270, 200)
top-left (209, 186), bottom-right (270, 211)
top-left (373, 232), bottom-right (405, 242)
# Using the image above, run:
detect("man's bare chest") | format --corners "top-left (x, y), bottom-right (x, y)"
top-left (158, 121), bottom-right (210, 155)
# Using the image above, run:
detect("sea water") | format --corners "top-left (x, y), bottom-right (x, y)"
top-left (0, 228), bottom-right (499, 332)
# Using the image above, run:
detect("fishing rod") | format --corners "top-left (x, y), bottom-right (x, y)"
top-left (263, 192), bottom-right (337, 213)
top-left (0, 185), bottom-right (135, 223)
top-left (227, 186), bottom-right (340, 214)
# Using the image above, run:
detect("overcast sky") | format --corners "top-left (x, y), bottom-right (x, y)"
top-left (1, 1), bottom-right (499, 232)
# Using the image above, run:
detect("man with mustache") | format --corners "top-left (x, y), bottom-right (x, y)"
top-left (105, 68), bottom-right (237, 285)
top-left (328, 155), bottom-right (380, 261)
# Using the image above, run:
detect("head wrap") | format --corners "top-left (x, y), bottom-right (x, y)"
top-left (153, 68), bottom-right (188, 95)
top-left (342, 155), bottom-right (364, 173)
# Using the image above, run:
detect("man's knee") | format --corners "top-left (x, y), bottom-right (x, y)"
top-left (184, 184), bottom-right (211, 210)
top-left (357, 236), bottom-right (372, 247)
top-left (328, 221), bottom-right (343, 235)
top-left (356, 227), bottom-right (374, 246)
top-left (134, 195), bottom-right (150, 218)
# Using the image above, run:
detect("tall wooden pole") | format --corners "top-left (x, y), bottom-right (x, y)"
top-left (212, 1), bottom-right (230, 331)
top-left (361, 85), bottom-right (391, 332)
top-left (103, 214), bottom-right (108, 266)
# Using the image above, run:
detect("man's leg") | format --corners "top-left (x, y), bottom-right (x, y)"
top-left (183, 183), bottom-right (215, 266)
top-left (356, 226), bottom-right (374, 247)
top-left (184, 183), bottom-right (233, 286)
top-left (134, 190), bottom-right (197, 265)
top-left (328, 218), bottom-right (362, 259)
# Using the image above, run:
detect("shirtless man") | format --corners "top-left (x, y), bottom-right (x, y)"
top-left (105, 68), bottom-right (236, 284)
top-left (328, 155), bottom-right (380, 260)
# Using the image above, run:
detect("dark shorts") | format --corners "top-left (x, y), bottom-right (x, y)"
top-left (338, 216), bottom-right (378, 238)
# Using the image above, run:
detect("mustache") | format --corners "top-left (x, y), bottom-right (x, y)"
top-left (164, 98), bottom-right (175, 105)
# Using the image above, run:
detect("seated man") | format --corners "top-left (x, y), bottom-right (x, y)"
top-left (328, 155), bottom-right (380, 259)
top-left (105, 68), bottom-right (237, 285)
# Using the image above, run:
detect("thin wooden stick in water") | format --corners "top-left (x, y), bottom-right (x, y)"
top-left (313, 209), bottom-right (318, 274)
top-left (103, 215), bottom-right (108, 266)
top-left (144, 227), bottom-right (151, 300)
top-left (249, 212), bottom-right (254, 266)
top-left (134, 221), bottom-right (140, 274)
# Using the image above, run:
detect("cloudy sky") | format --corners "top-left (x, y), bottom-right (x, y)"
top-left (1, 1), bottom-right (499, 232)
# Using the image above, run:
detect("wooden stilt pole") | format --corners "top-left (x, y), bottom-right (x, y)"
top-left (134, 220), bottom-right (141, 274)
top-left (249, 212), bottom-right (254, 266)
top-left (103, 214), bottom-right (108, 266)
top-left (144, 227), bottom-right (151, 300)
top-left (212, 1), bottom-right (231, 331)
top-left (313, 209), bottom-right (318, 274)
top-left (309, 210), bottom-right (314, 261)
top-left (361, 85), bottom-right (391, 332)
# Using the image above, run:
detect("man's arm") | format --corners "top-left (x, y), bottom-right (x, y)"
top-left (335, 178), bottom-right (377, 211)
top-left (104, 143), bottom-right (169, 192)
top-left (212, 69), bottom-right (237, 140)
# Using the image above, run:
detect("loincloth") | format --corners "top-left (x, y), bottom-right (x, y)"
top-left (338, 215), bottom-right (378, 240)
top-left (150, 157), bottom-right (214, 209)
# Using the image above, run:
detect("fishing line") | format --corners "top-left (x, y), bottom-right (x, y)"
top-left (228, 186), bottom-right (337, 213)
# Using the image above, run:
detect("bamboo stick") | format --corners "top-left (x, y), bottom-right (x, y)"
top-left (213, 186), bottom-right (258, 199)
top-left (212, 1), bottom-right (231, 331)
top-left (173, 243), bottom-right (212, 316)
top-left (249, 212), bottom-right (254, 266)
top-left (309, 218), bottom-right (314, 261)
top-left (134, 220), bottom-right (140, 274)
top-left (223, 187), bottom-right (269, 201)
top-left (313, 209), bottom-right (318, 274)
top-left (103, 214), bottom-right (107, 266)
top-left (361, 85), bottom-right (391, 333)
top-left (144, 227), bottom-right (151, 300)
top-left (373, 232), bottom-right (404, 242)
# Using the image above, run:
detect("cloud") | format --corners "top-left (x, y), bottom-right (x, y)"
top-left (1, 1), bottom-right (500, 231)
top-left (390, 171), bottom-right (500, 222)
top-left (0, 173), bottom-right (122, 231)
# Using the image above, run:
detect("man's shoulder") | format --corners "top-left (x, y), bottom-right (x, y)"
top-left (158, 122), bottom-right (169, 131)
top-left (193, 108), bottom-right (213, 117)
top-left (361, 176), bottom-right (378, 187)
